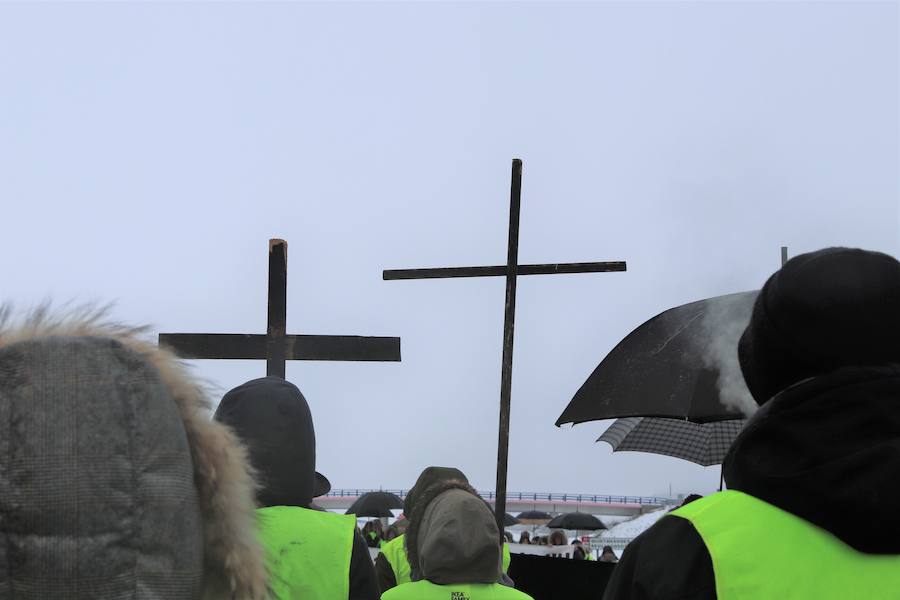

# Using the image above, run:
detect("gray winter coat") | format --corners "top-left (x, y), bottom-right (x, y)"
top-left (0, 312), bottom-right (268, 599)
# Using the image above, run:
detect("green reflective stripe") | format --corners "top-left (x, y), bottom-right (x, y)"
top-left (257, 506), bottom-right (355, 600)
top-left (502, 543), bottom-right (511, 572)
top-left (671, 490), bottom-right (900, 600)
top-left (381, 534), bottom-right (412, 585)
top-left (382, 580), bottom-right (533, 600)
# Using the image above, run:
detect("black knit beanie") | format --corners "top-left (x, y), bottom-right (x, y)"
top-left (738, 247), bottom-right (900, 405)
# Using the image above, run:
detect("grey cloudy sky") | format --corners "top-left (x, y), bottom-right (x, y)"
top-left (1, 1), bottom-right (897, 498)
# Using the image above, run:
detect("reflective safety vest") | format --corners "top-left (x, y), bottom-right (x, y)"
top-left (381, 534), bottom-right (412, 586)
top-left (381, 580), bottom-right (534, 600)
top-left (382, 534), bottom-right (511, 586)
top-left (257, 505), bottom-right (355, 600)
top-left (671, 490), bottom-right (900, 600)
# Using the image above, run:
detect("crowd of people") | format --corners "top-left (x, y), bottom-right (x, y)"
top-left (2, 246), bottom-right (899, 599)
top-left (510, 531), bottom-right (616, 563)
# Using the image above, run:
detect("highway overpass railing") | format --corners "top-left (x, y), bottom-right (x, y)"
top-left (324, 489), bottom-right (675, 506)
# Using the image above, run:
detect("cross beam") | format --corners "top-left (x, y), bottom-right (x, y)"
top-left (157, 333), bottom-right (401, 362)
top-left (384, 159), bottom-right (626, 535)
top-left (384, 262), bottom-right (626, 280)
top-left (160, 239), bottom-right (401, 378)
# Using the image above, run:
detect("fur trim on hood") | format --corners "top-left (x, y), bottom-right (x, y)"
top-left (0, 307), bottom-right (269, 600)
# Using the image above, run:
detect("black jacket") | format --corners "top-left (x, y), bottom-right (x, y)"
top-left (603, 366), bottom-right (900, 600)
top-left (216, 377), bottom-right (379, 600)
top-left (375, 552), bottom-right (398, 594)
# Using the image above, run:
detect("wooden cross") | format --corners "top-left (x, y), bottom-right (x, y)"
top-left (160, 239), bottom-right (401, 378)
top-left (384, 159), bottom-right (626, 533)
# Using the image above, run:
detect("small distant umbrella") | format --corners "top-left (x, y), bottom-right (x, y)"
top-left (345, 491), bottom-right (403, 518)
top-left (517, 510), bottom-right (552, 524)
top-left (556, 292), bottom-right (756, 425)
top-left (547, 513), bottom-right (607, 531)
top-left (504, 513), bottom-right (520, 526)
top-left (598, 417), bottom-right (747, 467)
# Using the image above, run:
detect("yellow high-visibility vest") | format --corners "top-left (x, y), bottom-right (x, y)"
top-left (671, 490), bottom-right (900, 599)
top-left (257, 506), bottom-right (355, 600)
top-left (382, 534), bottom-right (511, 586)
top-left (382, 580), bottom-right (533, 600)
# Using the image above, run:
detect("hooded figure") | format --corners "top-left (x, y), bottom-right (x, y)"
top-left (375, 466), bottom-right (512, 593)
top-left (603, 248), bottom-right (900, 600)
top-left (215, 377), bottom-right (378, 600)
top-left (0, 310), bottom-right (268, 599)
top-left (381, 479), bottom-right (533, 600)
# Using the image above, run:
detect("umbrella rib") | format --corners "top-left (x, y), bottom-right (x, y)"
top-left (650, 311), bottom-right (704, 356)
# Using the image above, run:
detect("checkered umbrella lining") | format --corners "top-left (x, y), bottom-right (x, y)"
top-left (597, 418), bottom-right (746, 467)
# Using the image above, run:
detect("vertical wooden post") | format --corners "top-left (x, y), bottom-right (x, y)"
top-left (781, 246), bottom-right (789, 267)
top-left (494, 159), bottom-right (522, 535)
top-left (267, 239), bottom-right (288, 378)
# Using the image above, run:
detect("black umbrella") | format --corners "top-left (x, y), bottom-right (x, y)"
top-left (345, 491), bottom-right (403, 518)
top-left (556, 291), bottom-right (756, 426)
top-left (547, 513), bottom-right (606, 531)
top-left (517, 510), bottom-right (552, 524)
top-left (598, 417), bottom-right (747, 467)
top-left (504, 513), bottom-right (520, 526)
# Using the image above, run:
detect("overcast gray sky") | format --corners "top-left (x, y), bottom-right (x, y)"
top-left (1, 1), bottom-right (897, 498)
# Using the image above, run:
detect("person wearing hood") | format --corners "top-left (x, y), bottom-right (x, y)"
top-left (381, 479), bottom-right (534, 600)
top-left (0, 310), bottom-right (268, 599)
top-left (215, 376), bottom-right (379, 600)
top-left (572, 540), bottom-right (594, 560)
top-left (603, 247), bottom-right (900, 600)
top-left (598, 546), bottom-right (618, 563)
top-left (376, 466), bottom-right (513, 593)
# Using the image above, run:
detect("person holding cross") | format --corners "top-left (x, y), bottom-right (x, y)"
top-left (215, 376), bottom-right (380, 600)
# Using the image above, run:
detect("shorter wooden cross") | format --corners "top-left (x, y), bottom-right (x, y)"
top-left (160, 239), bottom-right (401, 378)
top-left (385, 159), bottom-right (626, 533)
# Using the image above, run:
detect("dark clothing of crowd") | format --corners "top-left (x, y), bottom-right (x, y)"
top-left (604, 247), bottom-right (900, 600)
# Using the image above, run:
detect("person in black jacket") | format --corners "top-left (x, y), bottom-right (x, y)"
top-left (215, 377), bottom-right (380, 600)
top-left (603, 247), bottom-right (900, 600)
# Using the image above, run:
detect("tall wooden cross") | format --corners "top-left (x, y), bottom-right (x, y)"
top-left (384, 159), bottom-right (626, 534)
top-left (159, 239), bottom-right (401, 378)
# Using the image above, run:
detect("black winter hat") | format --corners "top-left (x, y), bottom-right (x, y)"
top-left (215, 377), bottom-right (330, 507)
top-left (738, 247), bottom-right (900, 404)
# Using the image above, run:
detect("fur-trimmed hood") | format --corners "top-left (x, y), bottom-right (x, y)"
top-left (405, 479), bottom-right (502, 585)
top-left (0, 308), bottom-right (268, 599)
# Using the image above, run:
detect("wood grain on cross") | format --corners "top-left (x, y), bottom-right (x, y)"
top-left (384, 159), bottom-right (626, 534)
top-left (160, 239), bottom-right (401, 378)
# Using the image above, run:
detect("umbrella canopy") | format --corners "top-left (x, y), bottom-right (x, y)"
top-left (504, 513), bottom-right (520, 526)
top-left (517, 510), bottom-right (552, 524)
top-left (345, 491), bottom-right (403, 518)
top-left (547, 513), bottom-right (606, 531)
top-left (598, 417), bottom-right (747, 467)
top-left (557, 291), bottom-right (756, 426)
